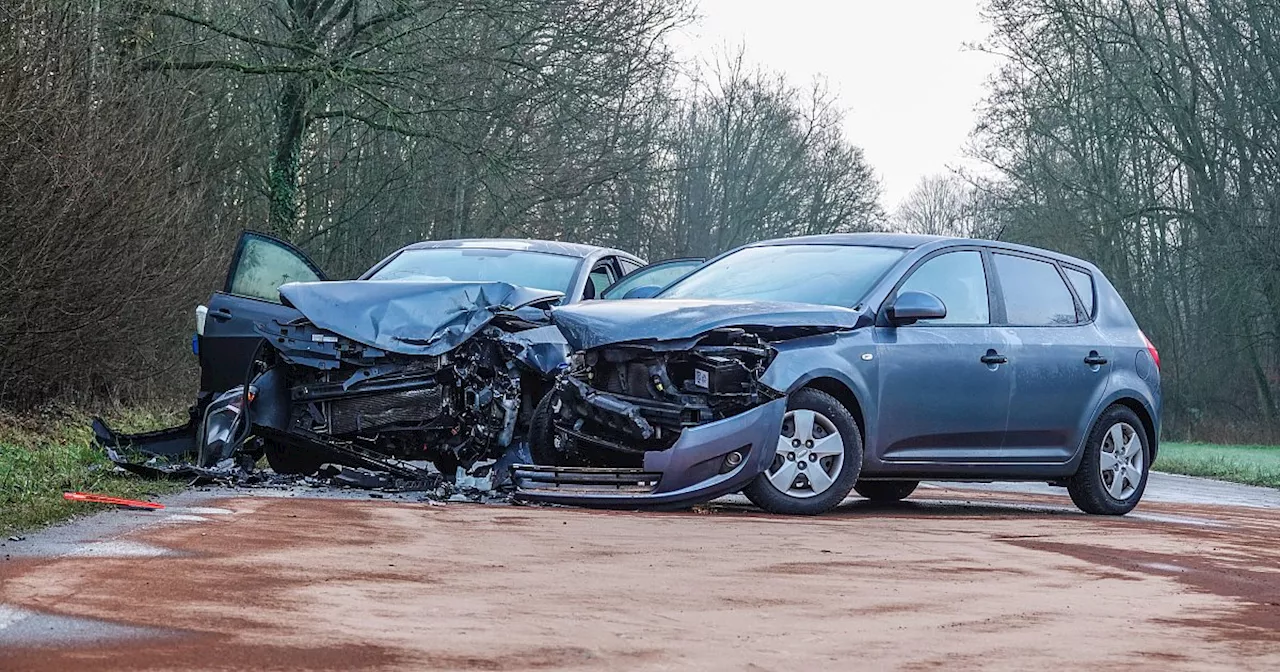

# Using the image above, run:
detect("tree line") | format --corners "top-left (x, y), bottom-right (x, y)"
top-left (1, 0), bottom-right (881, 408)
top-left (931, 0), bottom-right (1280, 441)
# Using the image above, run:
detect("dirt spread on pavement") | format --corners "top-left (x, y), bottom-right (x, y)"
top-left (2, 490), bottom-right (1279, 671)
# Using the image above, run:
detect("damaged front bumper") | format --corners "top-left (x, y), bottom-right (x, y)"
top-left (513, 397), bottom-right (786, 508)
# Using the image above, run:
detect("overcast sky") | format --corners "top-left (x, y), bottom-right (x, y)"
top-left (671, 0), bottom-right (1003, 212)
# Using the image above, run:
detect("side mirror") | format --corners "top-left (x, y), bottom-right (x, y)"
top-left (623, 285), bottom-right (662, 299)
top-left (887, 290), bottom-right (947, 326)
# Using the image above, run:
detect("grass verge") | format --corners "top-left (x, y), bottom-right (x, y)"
top-left (0, 406), bottom-right (186, 536)
top-left (1157, 442), bottom-right (1280, 489)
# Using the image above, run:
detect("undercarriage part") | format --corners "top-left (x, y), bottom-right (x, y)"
top-left (257, 427), bottom-right (435, 482)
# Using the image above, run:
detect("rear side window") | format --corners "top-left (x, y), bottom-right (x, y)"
top-left (993, 254), bottom-right (1077, 326)
top-left (1065, 268), bottom-right (1095, 318)
top-left (898, 251), bottom-right (990, 325)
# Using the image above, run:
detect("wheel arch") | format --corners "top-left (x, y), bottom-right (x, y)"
top-left (799, 376), bottom-right (866, 446)
top-left (1110, 396), bottom-right (1159, 462)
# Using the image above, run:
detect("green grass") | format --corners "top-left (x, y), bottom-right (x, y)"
top-left (0, 407), bottom-right (185, 536)
top-left (1157, 442), bottom-right (1280, 489)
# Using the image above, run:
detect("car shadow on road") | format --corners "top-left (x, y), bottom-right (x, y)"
top-left (708, 496), bottom-right (1088, 520)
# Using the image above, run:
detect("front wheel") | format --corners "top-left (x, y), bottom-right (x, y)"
top-left (1066, 405), bottom-right (1150, 515)
top-left (743, 388), bottom-right (863, 515)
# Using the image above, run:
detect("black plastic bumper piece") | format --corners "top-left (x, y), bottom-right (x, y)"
top-left (512, 465), bottom-right (662, 494)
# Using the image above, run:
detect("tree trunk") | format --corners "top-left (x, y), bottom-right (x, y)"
top-left (268, 77), bottom-right (315, 237)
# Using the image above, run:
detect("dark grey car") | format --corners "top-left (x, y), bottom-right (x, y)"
top-left (522, 233), bottom-right (1162, 516)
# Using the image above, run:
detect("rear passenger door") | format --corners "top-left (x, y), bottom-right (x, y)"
top-left (991, 252), bottom-right (1110, 462)
top-left (873, 249), bottom-right (1014, 464)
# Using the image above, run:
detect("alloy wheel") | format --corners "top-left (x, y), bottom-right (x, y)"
top-left (1098, 421), bottom-right (1143, 500)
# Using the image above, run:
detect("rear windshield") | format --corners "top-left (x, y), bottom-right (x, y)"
top-left (367, 248), bottom-right (582, 294)
top-left (660, 244), bottom-right (905, 307)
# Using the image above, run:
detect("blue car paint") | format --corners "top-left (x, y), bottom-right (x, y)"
top-left (535, 233), bottom-right (1161, 505)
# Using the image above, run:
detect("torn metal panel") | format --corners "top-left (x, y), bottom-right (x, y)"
top-left (549, 298), bottom-right (865, 351)
top-left (496, 324), bottom-right (571, 376)
top-left (91, 413), bottom-right (199, 459)
top-left (278, 280), bottom-right (562, 356)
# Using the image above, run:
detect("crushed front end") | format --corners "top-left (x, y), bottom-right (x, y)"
top-left (518, 328), bottom-right (786, 507)
top-left (252, 317), bottom-right (532, 479)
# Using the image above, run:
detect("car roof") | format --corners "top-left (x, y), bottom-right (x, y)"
top-left (745, 232), bottom-right (1096, 269)
top-left (401, 238), bottom-right (635, 260)
top-left (747, 232), bottom-right (948, 249)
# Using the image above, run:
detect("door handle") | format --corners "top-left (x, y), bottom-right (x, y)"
top-left (980, 351), bottom-right (1008, 365)
top-left (209, 308), bottom-right (233, 321)
top-left (1084, 353), bottom-right (1108, 366)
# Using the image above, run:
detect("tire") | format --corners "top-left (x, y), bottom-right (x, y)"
top-left (1066, 405), bottom-right (1150, 515)
top-left (743, 388), bottom-right (863, 515)
top-left (264, 440), bottom-right (326, 476)
top-left (529, 391), bottom-right (558, 465)
top-left (854, 480), bottom-right (918, 502)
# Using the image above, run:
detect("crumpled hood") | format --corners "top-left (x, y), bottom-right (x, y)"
top-left (278, 280), bottom-right (563, 356)
top-left (550, 299), bottom-right (864, 350)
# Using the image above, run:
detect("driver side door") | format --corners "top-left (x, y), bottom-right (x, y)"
top-left (871, 249), bottom-right (1014, 467)
top-left (198, 232), bottom-right (327, 395)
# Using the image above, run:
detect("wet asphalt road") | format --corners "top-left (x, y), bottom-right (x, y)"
top-left (1, 472), bottom-right (1277, 670)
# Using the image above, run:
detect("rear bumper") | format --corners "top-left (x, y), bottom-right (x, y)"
top-left (514, 397), bottom-right (786, 508)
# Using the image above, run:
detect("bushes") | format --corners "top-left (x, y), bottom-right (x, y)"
top-left (0, 3), bottom-right (227, 409)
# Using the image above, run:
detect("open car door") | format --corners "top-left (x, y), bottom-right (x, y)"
top-left (94, 231), bottom-right (327, 461)
top-left (199, 232), bottom-right (327, 395)
top-left (600, 258), bottom-right (703, 300)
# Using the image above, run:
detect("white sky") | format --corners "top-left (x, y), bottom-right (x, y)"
top-left (671, 0), bottom-right (1003, 211)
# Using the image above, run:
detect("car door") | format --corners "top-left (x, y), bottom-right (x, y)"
top-left (872, 249), bottom-right (1014, 464)
top-left (991, 252), bottom-right (1111, 462)
top-left (198, 232), bottom-right (327, 395)
top-left (600, 258), bottom-right (704, 299)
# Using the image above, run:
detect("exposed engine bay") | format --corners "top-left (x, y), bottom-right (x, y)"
top-left (536, 328), bottom-right (783, 467)
top-left (255, 316), bottom-right (536, 477)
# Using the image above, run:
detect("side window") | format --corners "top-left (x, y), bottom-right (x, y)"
top-left (1065, 267), bottom-right (1095, 318)
top-left (898, 251), bottom-right (990, 325)
top-left (586, 261), bottom-right (617, 299)
top-left (619, 258), bottom-right (643, 275)
top-left (600, 259), bottom-right (704, 299)
top-left (227, 234), bottom-right (324, 303)
top-left (993, 254), bottom-right (1078, 326)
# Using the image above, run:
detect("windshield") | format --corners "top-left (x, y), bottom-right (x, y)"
top-left (367, 248), bottom-right (583, 294)
top-left (659, 244), bottom-right (905, 307)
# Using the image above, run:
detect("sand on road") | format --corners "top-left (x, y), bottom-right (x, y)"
top-left (1, 488), bottom-right (1278, 671)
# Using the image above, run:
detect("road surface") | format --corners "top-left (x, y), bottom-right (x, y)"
top-left (2, 473), bottom-right (1278, 670)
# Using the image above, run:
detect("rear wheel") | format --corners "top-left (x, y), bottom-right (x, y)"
top-left (854, 480), bottom-right (918, 502)
top-left (1066, 405), bottom-right (1149, 515)
top-left (743, 388), bottom-right (862, 515)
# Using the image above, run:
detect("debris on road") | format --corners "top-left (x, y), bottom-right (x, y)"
top-left (62, 492), bottom-right (165, 510)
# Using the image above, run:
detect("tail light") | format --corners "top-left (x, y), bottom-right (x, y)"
top-left (1140, 331), bottom-right (1160, 371)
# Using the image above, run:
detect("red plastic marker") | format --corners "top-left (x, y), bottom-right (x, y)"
top-left (63, 492), bottom-right (165, 510)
